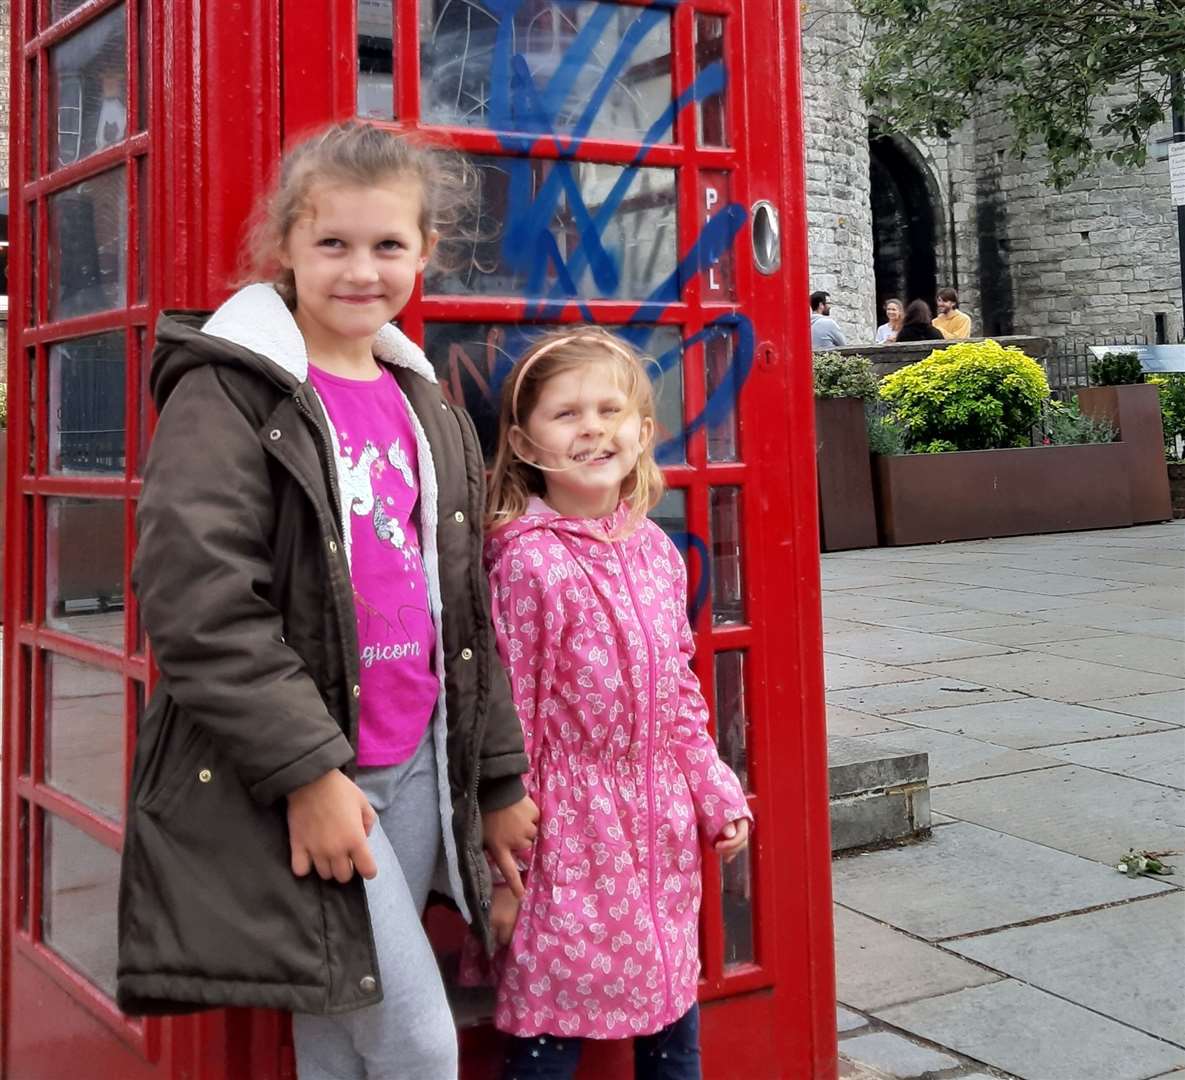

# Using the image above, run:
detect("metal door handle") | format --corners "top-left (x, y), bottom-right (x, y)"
top-left (751, 200), bottom-right (781, 275)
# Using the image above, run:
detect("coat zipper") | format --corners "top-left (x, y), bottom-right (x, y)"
top-left (614, 539), bottom-right (673, 1018)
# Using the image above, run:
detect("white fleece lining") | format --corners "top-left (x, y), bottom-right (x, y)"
top-left (200, 283), bottom-right (470, 923)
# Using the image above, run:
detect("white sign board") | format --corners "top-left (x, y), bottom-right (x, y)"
top-left (1089, 344), bottom-right (1185, 373)
top-left (1171, 142), bottom-right (1185, 207)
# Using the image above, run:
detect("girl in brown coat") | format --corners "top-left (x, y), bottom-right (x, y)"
top-left (118, 123), bottom-right (536, 1078)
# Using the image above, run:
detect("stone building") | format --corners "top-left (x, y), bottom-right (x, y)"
top-left (800, 0), bottom-right (1183, 348)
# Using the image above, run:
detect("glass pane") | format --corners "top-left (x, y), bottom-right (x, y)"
top-left (27, 212), bottom-right (38, 325)
top-left (704, 328), bottom-right (739, 463)
top-left (23, 498), bottom-right (35, 623)
top-left (721, 845), bottom-right (754, 968)
top-left (136, 0), bottom-right (148, 131)
top-left (423, 321), bottom-right (681, 459)
top-left (17, 801), bottom-right (30, 932)
top-left (49, 167), bottom-right (128, 320)
top-left (358, 0), bottom-right (394, 119)
top-left (695, 14), bottom-right (727, 147)
top-left (46, 497), bottom-right (126, 645)
top-left (699, 171), bottom-right (735, 300)
top-left (27, 349), bottom-right (38, 471)
top-left (136, 327), bottom-right (150, 472)
top-left (27, 58), bottom-right (39, 180)
top-left (20, 648), bottom-right (34, 775)
top-left (49, 332), bottom-right (127, 475)
top-left (714, 651), bottom-right (749, 792)
top-left (426, 157), bottom-right (677, 300)
top-left (51, 0), bottom-right (93, 21)
top-left (709, 486), bottom-right (744, 625)
top-left (46, 655), bottom-right (125, 820)
top-left (51, 5), bottom-right (128, 168)
top-left (649, 486), bottom-right (686, 543)
top-left (419, 0), bottom-right (672, 142)
top-left (43, 813), bottom-right (120, 996)
top-left (136, 155), bottom-right (148, 301)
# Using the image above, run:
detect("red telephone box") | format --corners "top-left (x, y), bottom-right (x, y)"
top-left (2, 2), bottom-right (835, 1077)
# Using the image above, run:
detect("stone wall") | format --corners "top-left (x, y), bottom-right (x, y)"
top-left (0, 0), bottom-right (9, 182)
top-left (799, 0), bottom-right (877, 344)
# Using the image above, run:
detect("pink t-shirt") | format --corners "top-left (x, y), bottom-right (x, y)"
top-left (308, 365), bottom-right (439, 767)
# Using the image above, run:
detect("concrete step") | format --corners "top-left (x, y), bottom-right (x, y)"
top-left (829, 736), bottom-right (931, 853)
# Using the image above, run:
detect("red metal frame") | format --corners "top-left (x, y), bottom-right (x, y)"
top-left (3, 0), bottom-right (834, 1076)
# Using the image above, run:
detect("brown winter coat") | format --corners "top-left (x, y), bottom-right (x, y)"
top-left (116, 285), bottom-right (526, 1016)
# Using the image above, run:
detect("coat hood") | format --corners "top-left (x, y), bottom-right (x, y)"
top-left (151, 283), bottom-right (439, 408)
top-left (484, 497), bottom-right (637, 569)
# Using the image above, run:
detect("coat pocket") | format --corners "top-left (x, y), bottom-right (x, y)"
top-left (137, 709), bottom-right (210, 819)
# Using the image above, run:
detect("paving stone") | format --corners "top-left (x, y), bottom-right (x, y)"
top-left (824, 593), bottom-right (952, 625)
top-left (825, 627), bottom-right (1012, 667)
top-left (848, 582), bottom-right (1095, 614)
top-left (948, 893), bottom-right (1185, 1045)
top-left (932, 766), bottom-right (1185, 865)
top-left (833, 905), bottom-right (1001, 1012)
top-left (829, 736), bottom-right (929, 796)
top-left (821, 566), bottom-right (914, 591)
top-left (951, 621), bottom-right (1114, 646)
top-left (856, 728), bottom-right (1060, 787)
top-left (837, 1005), bottom-right (869, 1033)
top-left (826, 654), bottom-right (931, 691)
top-left (1114, 585), bottom-right (1185, 612)
top-left (1041, 730), bottom-right (1185, 789)
top-left (838, 1031), bottom-right (961, 1077)
top-left (1028, 633), bottom-right (1185, 679)
top-left (1087, 690), bottom-right (1185, 725)
top-left (914, 652), bottom-right (1185, 704)
top-left (826, 617), bottom-right (884, 635)
top-left (885, 610), bottom-right (1039, 634)
top-left (828, 678), bottom-right (1021, 717)
top-left (1058, 557), bottom-right (1183, 586)
top-left (1038, 602), bottom-right (1185, 633)
top-left (1124, 616), bottom-right (1185, 640)
top-left (831, 821), bottom-right (1171, 941)
top-left (827, 705), bottom-right (910, 738)
top-left (896, 564), bottom-right (1132, 596)
top-left (875, 980), bottom-right (1185, 1080)
top-left (892, 696), bottom-right (1174, 749)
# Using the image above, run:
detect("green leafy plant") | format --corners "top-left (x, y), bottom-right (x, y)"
top-left (813, 352), bottom-right (880, 401)
top-left (0, 382), bottom-right (7, 429)
top-left (1042, 399), bottom-right (1115, 446)
top-left (865, 413), bottom-right (907, 456)
top-left (1149, 374), bottom-right (1185, 461)
top-left (877, 340), bottom-right (1051, 453)
top-left (1116, 849), bottom-right (1176, 879)
top-left (1088, 351), bottom-right (1145, 386)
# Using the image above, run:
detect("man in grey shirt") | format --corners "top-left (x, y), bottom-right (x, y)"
top-left (810, 291), bottom-right (847, 350)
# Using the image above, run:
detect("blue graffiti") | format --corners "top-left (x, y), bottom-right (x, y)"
top-left (667, 531), bottom-right (711, 625)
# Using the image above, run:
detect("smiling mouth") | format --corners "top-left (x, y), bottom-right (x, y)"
top-left (334, 295), bottom-right (383, 305)
top-left (571, 450), bottom-right (615, 465)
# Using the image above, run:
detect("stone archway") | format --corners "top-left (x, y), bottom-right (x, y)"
top-left (868, 125), bottom-right (944, 323)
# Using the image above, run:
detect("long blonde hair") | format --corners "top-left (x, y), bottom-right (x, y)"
top-left (486, 327), bottom-right (665, 535)
top-left (240, 121), bottom-right (473, 305)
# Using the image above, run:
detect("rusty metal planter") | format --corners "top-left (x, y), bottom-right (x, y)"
top-left (1077, 384), bottom-right (1172, 523)
top-left (815, 397), bottom-right (878, 551)
top-left (873, 443), bottom-right (1135, 546)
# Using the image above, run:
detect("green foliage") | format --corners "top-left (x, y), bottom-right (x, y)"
top-left (878, 340), bottom-right (1051, 452)
top-left (1149, 374), bottom-right (1185, 461)
top-left (1042, 399), bottom-right (1115, 446)
top-left (851, 0), bottom-right (1185, 189)
top-left (1088, 351), bottom-right (1145, 386)
top-left (866, 413), bottom-right (907, 455)
top-left (813, 352), bottom-right (880, 401)
top-left (0, 382), bottom-right (7, 428)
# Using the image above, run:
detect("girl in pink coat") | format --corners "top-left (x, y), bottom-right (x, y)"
top-left (481, 327), bottom-right (752, 1078)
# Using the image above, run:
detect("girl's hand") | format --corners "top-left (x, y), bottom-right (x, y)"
top-left (714, 818), bottom-right (750, 863)
top-left (483, 794), bottom-right (539, 898)
top-left (287, 769), bottom-right (378, 883)
top-left (491, 884), bottom-right (521, 947)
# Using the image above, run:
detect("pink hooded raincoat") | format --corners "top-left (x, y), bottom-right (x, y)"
top-left (482, 498), bottom-right (751, 1039)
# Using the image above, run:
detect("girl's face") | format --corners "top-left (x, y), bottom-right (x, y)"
top-left (887, 301), bottom-right (903, 324)
top-left (515, 360), bottom-right (653, 519)
top-left (280, 178), bottom-right (436, 353)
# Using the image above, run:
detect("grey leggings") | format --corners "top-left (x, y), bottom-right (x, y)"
top-left (293, 731), bottom-right (458, 1080)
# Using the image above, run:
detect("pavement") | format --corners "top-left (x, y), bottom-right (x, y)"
top-left (824, 520), bottom-right (1185, 1080)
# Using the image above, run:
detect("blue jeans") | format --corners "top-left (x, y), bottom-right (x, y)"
top-left (502, 1004), bottom-right (701, 1080)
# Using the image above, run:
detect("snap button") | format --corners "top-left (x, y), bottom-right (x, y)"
top-left (328, 539), bottom-right (338, 554)
top-left (440, 401), bottom-right (448, 410)
top-left (454, 511), bottom-right (465, 524)
top-left (198, 769), bottom-right (213, 783)
top-left (359, 974), bottom-right (377, 993)
top-left (269, 429), bottom-right (281, 441)
top-left (352, 684), bottom-right (361, 698)
top-left (460, 647), bottom-right (473, 661)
